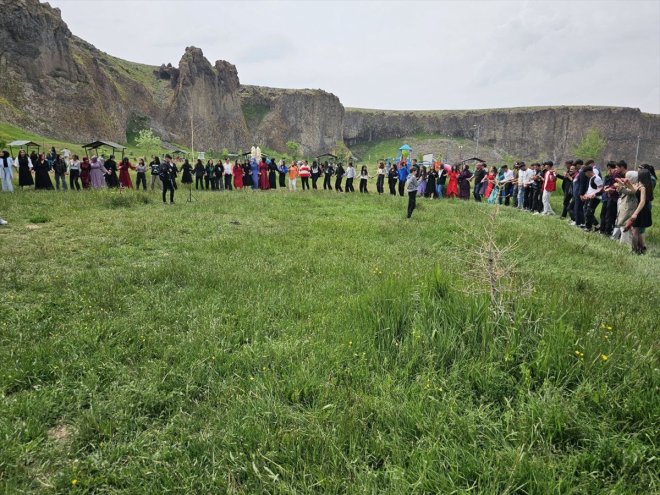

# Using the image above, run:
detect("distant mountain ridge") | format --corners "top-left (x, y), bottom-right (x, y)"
top-left (0, 0), bottom-right (657, 162)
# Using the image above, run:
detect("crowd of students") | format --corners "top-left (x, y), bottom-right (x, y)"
top-left (0, 147), bottom-right (655, 254)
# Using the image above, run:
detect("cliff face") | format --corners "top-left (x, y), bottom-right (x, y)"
top-left (344, 107), bottom-right (660, 164)
top-left (167, 48), bottom-right (250, 151)
top-left (0, 0), bottom-right (657, 162)
top-left (0, 0), bottom-right (250, 151)
top-left (239, 86), bottom-right (344, 156)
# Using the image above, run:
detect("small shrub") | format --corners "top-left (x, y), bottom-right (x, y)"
top-left (28, 215), bottom-right (50, 223)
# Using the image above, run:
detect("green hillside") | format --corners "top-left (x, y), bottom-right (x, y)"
top-left (0, 187), bottom-right (657, 493)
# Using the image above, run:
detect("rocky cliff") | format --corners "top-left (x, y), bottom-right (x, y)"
top-left (344, 106), bottom-right (659, 164)
top-left (239, 86), bottom-right (344, 156)
top-left (0, 0), bottom-right (657, 162)
top-left (0, 0), bottom-right (251, 152)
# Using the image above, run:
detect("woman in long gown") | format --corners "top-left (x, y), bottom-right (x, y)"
top-left (459, 165), bottom-right (473, 200)
top-left (233, 161), bottom-right (244, 189)
top-left (33, 153), bottom-right (54, 190)
top-left (446, 165), bottom-right (460, 199)
top-left (80, 157), bottom-right (92, 189)
top-left (243, 162), bottom-right (253, 188)
top-left (258, 158), bottom-right (270, 190)
top-left (426, 168), bottom-right (437, 198)
top-left (484, 166), bottom-right (497, 200)
top-left (249, 158), bottom-right (259, 190)
top-left (181, 159), bottom-right (193, 187)
top-left (268, 159), bottom-right (278, 189)
top-left (118, 157), bottom-right (135, 188)
top-left (104, 156), bottom-right (119, 188)
top-left (89, 156), bottom-right (109, 189)
top-left (16, 150), bottom-right (34, 188)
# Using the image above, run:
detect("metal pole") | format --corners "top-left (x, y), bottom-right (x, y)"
top-left (475, 125), bottom-right (480, 157)
top-left (634, 135), bottom-right (640, 166)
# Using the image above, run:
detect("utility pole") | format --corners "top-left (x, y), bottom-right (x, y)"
top-left (473, 124), bottom-right (480, 157)
top-left (190, 110), bottom-right (194, 159)
top-left (634, 135), bottom-right (640, 166)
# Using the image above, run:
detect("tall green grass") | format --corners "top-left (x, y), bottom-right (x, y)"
top-left (0, 187), bottom-right (658, 493)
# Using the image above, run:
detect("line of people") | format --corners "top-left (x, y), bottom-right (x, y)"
top-left (1, 147), bottom-right (654, 254)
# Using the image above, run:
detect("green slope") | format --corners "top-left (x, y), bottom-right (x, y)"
top-left (0, 188), bottom-right (657, 493)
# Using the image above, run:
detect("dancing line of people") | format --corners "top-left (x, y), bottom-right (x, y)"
top-left (0, 147), bottom-right (654, 254)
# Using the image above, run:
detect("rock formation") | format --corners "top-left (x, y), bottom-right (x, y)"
top-left (344, 107), bottom-right (660, 164)
top-left (239, 86), bottom-right (344, 156)
top-left (0, 0), bottom-right (657, 162)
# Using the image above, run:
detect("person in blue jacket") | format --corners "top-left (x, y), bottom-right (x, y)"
top-left (397, 162), bottom-right (409, 197)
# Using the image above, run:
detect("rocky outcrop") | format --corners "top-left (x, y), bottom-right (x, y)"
top-left (0, 0), bottom-right (657, 162)
top-left (344, 107), bottom-right (660, 164)
top-left (239, 86), bottom-right (344, 156)
top-left (167, 48), bottom-right (250, 151)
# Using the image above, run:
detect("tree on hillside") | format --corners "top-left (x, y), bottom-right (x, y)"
top-left (222, 147), bottom-right (229, 158)
top-left (572, 128), bottom-right (605, 161)
top-left (286, 141), bottom-right (301, 160)
top-left (333, 141), bottom-right (353, 164)
top-left (135, 129), bottom-right (161, 159)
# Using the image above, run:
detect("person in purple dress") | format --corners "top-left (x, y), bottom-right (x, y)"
top-left (89, 156), bottom-right (109, 189)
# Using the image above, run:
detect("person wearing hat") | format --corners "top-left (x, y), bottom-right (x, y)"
top-left (159, 154), bottom-right (176, 203)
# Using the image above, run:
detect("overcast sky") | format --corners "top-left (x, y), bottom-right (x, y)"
top-left (50, 0), bottom-right (660, 113)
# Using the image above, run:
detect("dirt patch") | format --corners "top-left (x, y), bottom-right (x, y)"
top-left (26, 224), bottom-right (42, 230)
top-left (47, 424), bottom-right (73, 444)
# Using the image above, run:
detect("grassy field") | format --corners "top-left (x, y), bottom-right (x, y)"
top-left (0, 184), bottom-right (658, 494)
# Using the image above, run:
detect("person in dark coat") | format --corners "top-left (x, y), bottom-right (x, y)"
top-left (268, 159), bottom-right (278, 189)
top-left (33, 153), bottom-right (54, 190)
top-left (459, 164), bottom-right (473, 200)
top-left (16, 150), bottom-right (34, 188)
top-left (194, 159), bottom-right (205, 190)
top-left (104, 155), bottom-right (119, 188)
top-left (181, 159), bottom-right (193, 186)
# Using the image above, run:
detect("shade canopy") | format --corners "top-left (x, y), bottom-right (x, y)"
top-left (82, 140), bottom-right (127, 159)
top-left (316, 153), bottom-right (338, 161)
top-left (459, 157), bottom-right (487, 164)
top-left (399, 144), bottom-right (413, 151)
top-left (7, 140), bottom-right (41, 158)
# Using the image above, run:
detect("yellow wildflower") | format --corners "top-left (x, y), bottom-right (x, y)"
top-left (71, 479), bottom-right (78, 486)
top-left (601, 354), bottom-right (609, 362)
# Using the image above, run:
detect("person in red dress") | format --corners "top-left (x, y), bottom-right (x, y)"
top-left (258, 157), bottom-right (270, 190)
top-left (484, 166), bottom-right (496, 199)
top-left (233, 160), bottom-right (244, 189)
top-left (80, 156), bottom-right (92, 189)
top-left (446, 165), bottom-right (460, 198)
top-left (118, 157), bottom-right (135, 188)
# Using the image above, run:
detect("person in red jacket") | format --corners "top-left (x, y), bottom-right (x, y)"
top-left (299, 161), bottom-right (311, 190)
top-left (541, 160), bottom-right (557, 215)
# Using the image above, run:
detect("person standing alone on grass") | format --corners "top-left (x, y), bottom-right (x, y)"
top-left (160, 155), bottom-right (176, 204)
top-left (1, 150), bottom-right (14, 192)
top-left (406, 167), bottom-right (420, 218)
